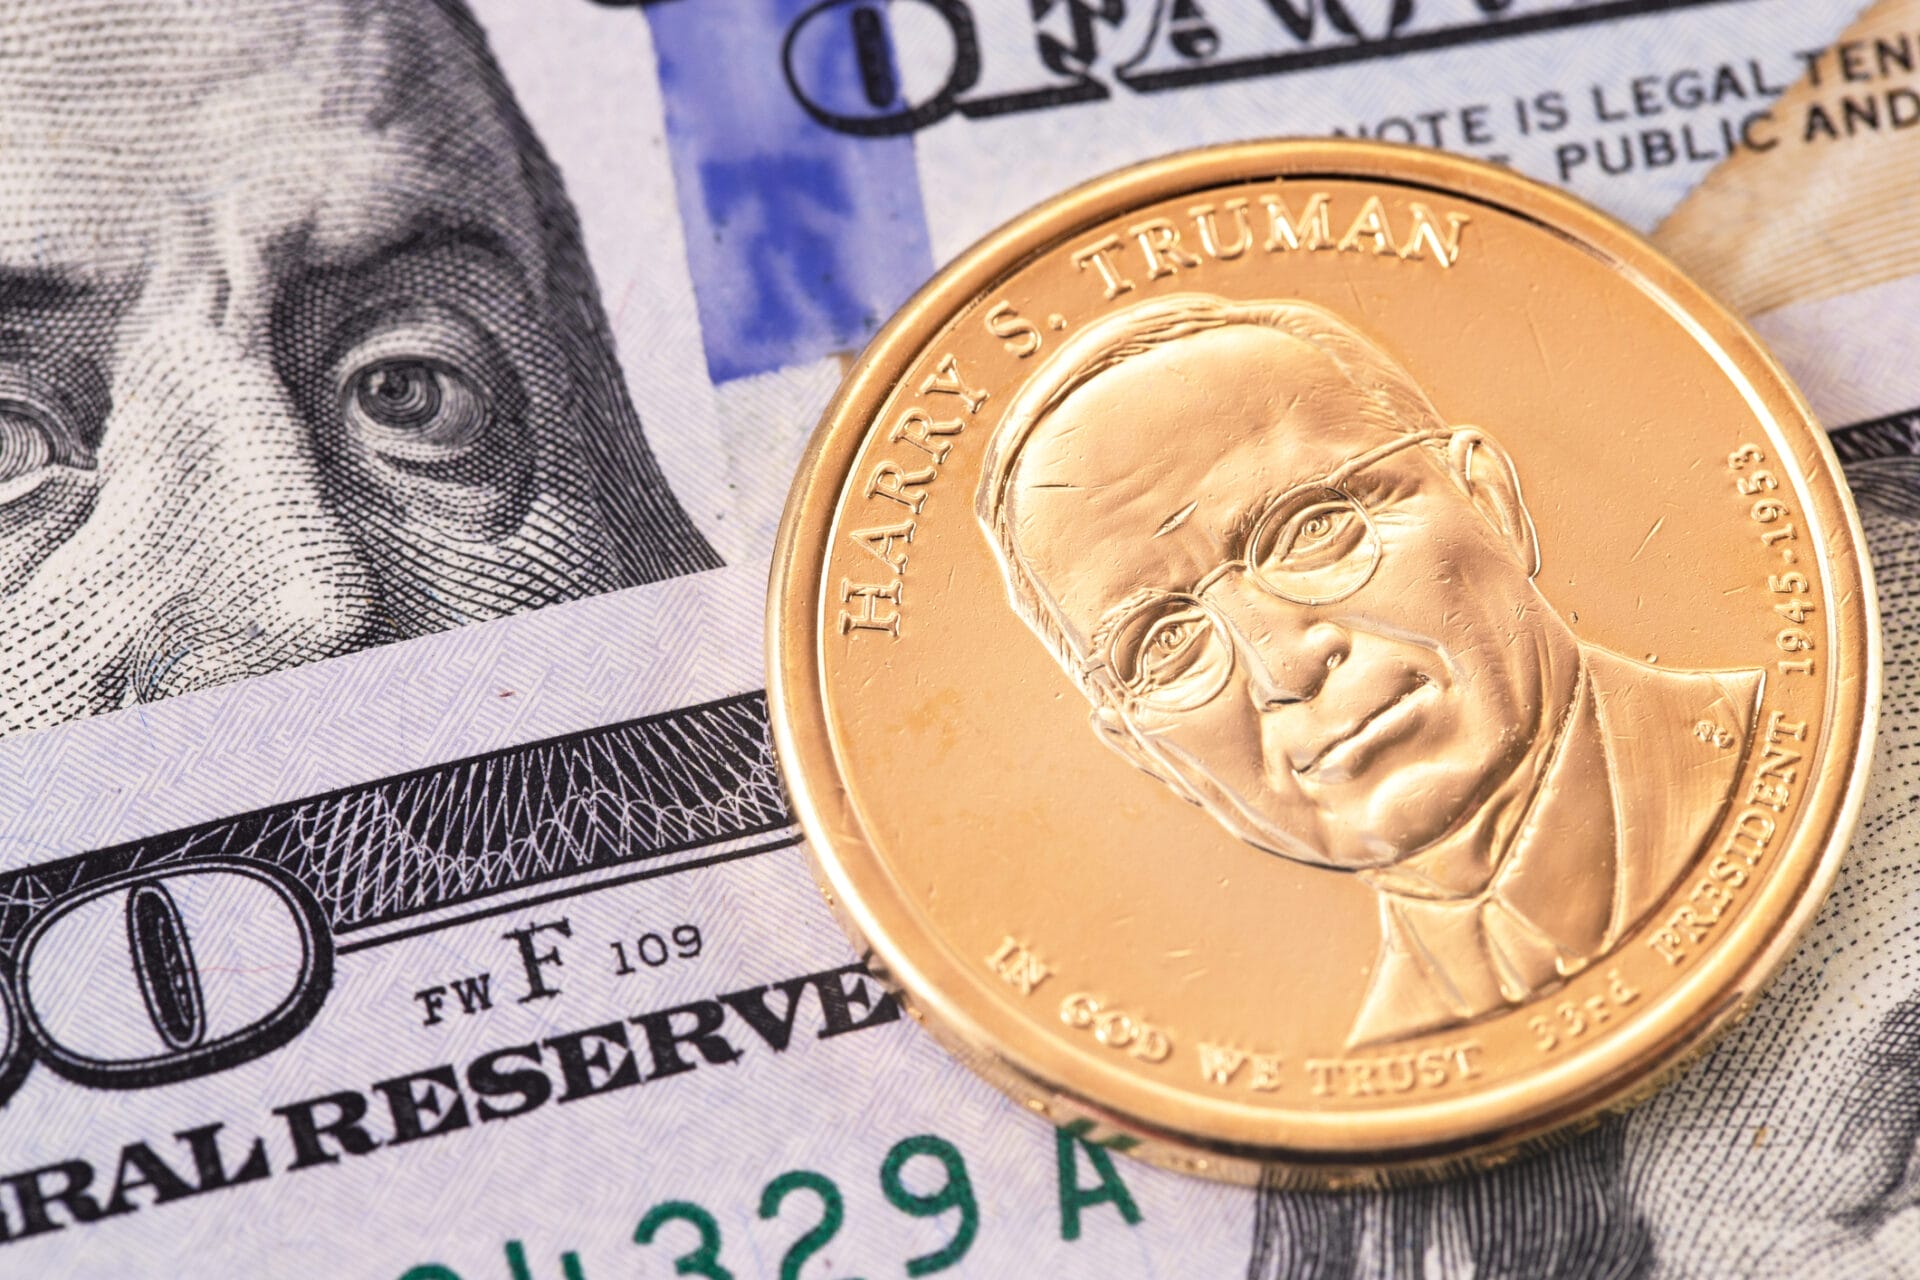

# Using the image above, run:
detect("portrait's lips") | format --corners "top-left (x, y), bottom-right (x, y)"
top-left (1294, 675), bottom-right (1434, 783)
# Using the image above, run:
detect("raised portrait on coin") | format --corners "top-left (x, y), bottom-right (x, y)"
top-left (977, 294), bottom-right (1765, 1047)
top-left (0, 0), bottom-right (717, 733)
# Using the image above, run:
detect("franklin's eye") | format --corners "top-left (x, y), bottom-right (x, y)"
top-left (0, 397), bottom-right (87, 491)
top-left (308, 308), bottom-right (534, 541)
top-left (342, 358), bottom-right (490, 463)
top-left (0, 405), bottom-right (58, 485)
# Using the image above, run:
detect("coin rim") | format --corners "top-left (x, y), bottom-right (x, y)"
top-left (768, 138), bottom-right (1880, 1181)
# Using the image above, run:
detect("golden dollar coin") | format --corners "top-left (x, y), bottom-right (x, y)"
top-left (768, 140), bottom-right (1879, 1183)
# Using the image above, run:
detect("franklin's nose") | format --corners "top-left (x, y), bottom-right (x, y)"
top-left (1212, 581), bottom-right (1350, 707)
top-left (104, 326), bottom-right (386, 703)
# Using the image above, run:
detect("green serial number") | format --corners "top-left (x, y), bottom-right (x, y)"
top-left (397, 1127), bottom-right (1141, 1279)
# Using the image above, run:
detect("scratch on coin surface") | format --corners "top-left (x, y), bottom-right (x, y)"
top-left (1629, 515), bottom-right (1667, 563)
top-left (1155, 501), bottom-right (1200, 538)
top-left (1525, 309), bottom-right (1550, 368)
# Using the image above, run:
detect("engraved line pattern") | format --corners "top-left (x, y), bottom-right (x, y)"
top-left (1830, 408), bottom-right (1920, 521)
top-left (0, 692), bottom-right (789, 951)
top-left (1830, 406), bottom-right (1920, 464)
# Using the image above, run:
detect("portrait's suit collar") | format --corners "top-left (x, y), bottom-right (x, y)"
top-left (1345, 645), bottom-right (1764, 1049)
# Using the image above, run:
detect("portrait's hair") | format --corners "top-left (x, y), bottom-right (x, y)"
top-left (975, 294), bottom-right (1447, 699)
top-left (426, 0), bottom-right (718, 585)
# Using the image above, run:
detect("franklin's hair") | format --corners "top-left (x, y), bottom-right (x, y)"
top-left (432, 0), bottom-right (720, 584)
top-left (975, 293), bottom-right (1448, 699)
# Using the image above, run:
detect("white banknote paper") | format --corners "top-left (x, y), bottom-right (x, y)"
top-left (0, 1), bottom-right (1904, 1275)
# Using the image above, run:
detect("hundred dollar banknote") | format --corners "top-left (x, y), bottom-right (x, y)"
top-left (0, 0), bottom-right (1904, 1275)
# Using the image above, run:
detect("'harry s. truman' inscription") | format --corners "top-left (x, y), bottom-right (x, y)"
top-left (838, 354), bottom-right (991, 639)
top-left (1073, 188), bottom-right (1471, 301)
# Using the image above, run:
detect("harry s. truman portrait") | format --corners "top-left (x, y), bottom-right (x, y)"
top-left (977, 293), bottom-right (1765, 1047)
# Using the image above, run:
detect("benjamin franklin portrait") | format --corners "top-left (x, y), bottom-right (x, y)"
top-left (977, 293), bottom-right (1765, 1047)
top-left (0, 0), bottom-right (717, 735)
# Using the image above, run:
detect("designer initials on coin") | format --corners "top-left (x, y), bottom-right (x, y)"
top-left (769, 141), bottom-right (1878, 1182)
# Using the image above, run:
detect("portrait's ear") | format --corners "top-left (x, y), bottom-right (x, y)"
top-left (1447, 428), bottom-right (1541, 576)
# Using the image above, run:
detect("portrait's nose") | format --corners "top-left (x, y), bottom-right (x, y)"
top-left (1213, 583), bottom-right (1349, 707)
top-left (101, 326), bottom-right (385, 703)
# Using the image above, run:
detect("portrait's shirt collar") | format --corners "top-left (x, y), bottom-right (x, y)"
top-left (1348, 657), bottom-right (1617, 1046)
top-left (1344, 646), bottom-right (1763, 1049)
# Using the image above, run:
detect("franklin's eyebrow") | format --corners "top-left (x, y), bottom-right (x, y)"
top-left (0, 268), bottom-right (99, 313)
top-left (303, 216), bottom-right (529, 291)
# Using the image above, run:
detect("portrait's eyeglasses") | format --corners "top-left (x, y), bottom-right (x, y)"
top-left (1091, 430), bottom-right (1449, 715)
